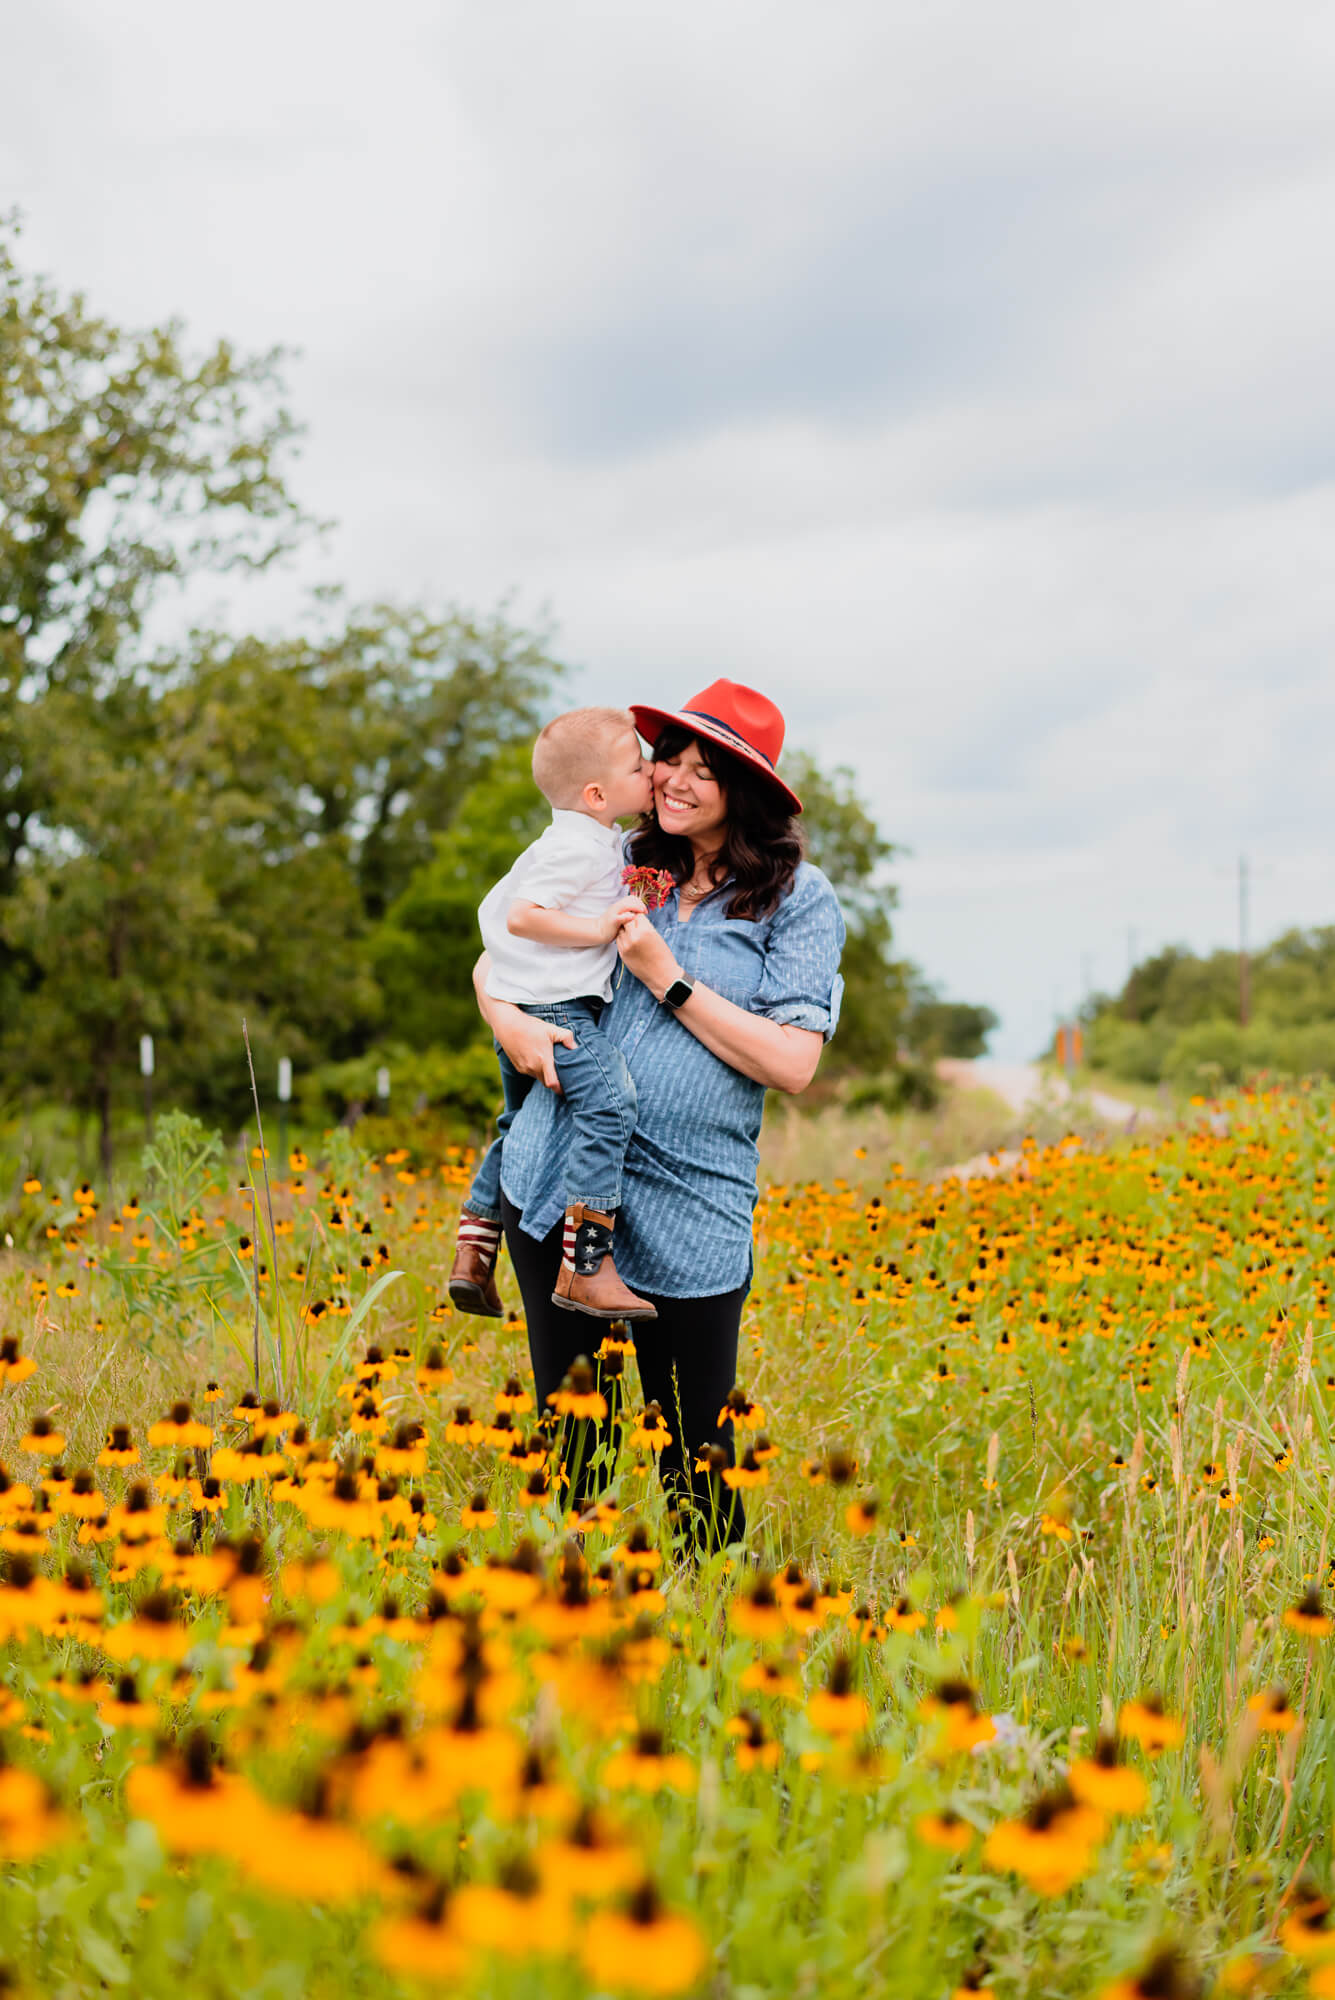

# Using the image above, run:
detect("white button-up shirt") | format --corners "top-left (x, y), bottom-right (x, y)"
top-left (480, 809), bottom-right (625, 1003)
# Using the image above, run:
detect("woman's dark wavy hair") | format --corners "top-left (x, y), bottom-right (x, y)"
top-left (628, 723), bottom-right (804, 922)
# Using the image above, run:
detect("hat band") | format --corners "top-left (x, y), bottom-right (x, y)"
top-left (680, 708), bottom-right (776, 770)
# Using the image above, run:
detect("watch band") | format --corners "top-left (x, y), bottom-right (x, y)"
top-left (662, 975), bottom-right (695, 1010)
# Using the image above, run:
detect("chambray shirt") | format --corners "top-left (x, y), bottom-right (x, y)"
top-left (499, 856), bottom-right (846, 1298)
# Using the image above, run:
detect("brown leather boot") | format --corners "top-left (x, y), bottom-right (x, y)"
top-left (552, 1205), bottom-right (657, 1321)
top-left (448, 1222), bottom-right (505, 1318)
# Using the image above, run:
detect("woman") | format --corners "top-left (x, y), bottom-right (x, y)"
top-left (472, 679), bottom-right (845, 1552)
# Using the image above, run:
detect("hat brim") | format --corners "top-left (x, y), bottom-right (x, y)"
top-left (630, 704), bottom-right (803, 815)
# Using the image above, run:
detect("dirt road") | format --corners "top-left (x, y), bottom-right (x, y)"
top-left (938, 1058), bottom-right (1142, 1129)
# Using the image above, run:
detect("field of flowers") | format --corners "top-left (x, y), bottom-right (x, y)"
top-left (2, 1093), bottom-right (1335, 1997)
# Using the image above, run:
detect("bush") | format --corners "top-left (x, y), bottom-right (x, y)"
top-left (1084, 1016), bottom-right (1173, 1085)
top-left (1163, 1020), bottom-right (1250, 1090)
top-left (298, 1040), bottom-right (502, 1138)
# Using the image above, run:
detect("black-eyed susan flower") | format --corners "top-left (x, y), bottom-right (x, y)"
top-left (1279, 1888), bottom-right (1335, 1962)
top-left (547, 1358), bottom-right (609, 1421)
top-left (722, 1448), bottom-right (767, 1490)
top-left (54, 1470), bottom-right (106, 1521)
top-left (445, 1403), bottom-right (486, 1446)
top-left (251, 1400), bottom-right (297, 1441)
top-left (845, 1494), bottom-right (879, 1535)
top-left (19, 1415), bottom-right (64, 1458)
top-left (982, 1784), bottom-right (1103, 1896)
top-left (628, 1403), bottom-right (671, 1453)
top-left (492, 1375), bottom-right (532, 1415)
top-left (147, 1403), bottom-right (213, 1450)
top-left (1099, 1944), bottom-right (1201, 2000)
top-left (919, 1679), bottom-right (997, 1755)
top-left (0, 1337), bottom-right (37, 1387)
top-left (1068, 1734), bottom-right (1149, 1814)
top-left (370, 1884), bottom-right (468, 1981)
top-left (806, 1653), bottom-right (870, 1737)
top-left (379, 1421), bottom-right (428, 1479)
top-left (535, 1803), bottom-right (642, 1901)
top-left (125, 1730), bottom-right (263, 1854)
top-left (416, 1345), bottom-right (454, 1393)
top-left (0, 1751), bottom-right (70, 1859)
top-left (451, 1854), bottom-right (573, 1957)
top-left (1118, 1695), bottom-right (1185, 1755)
top-left (728, 1573), bottom-right (785, 1640)
top-left (1283, 1587), bottom-right (1332, 1637)
top-left (602, 1728), bottom-right (695, 1796)
top-left (727, 1708), bottom-right (781, 1772)
top-left (460, 1491), bottom-right (496, 1530)
top-left (718, 1386), bottom-right (765, 1431)
top-left (949, 1960), bottom-right (995, 2000)
top-left (914, 1808), bottom-right (974, 1854)
top-left (97, 1424), bottom-right (140, 1468)
top-left (580, 1880), bottom-right (707, 1995)
top-left (737, 1656), bottom-right (800, 1702)
top-left (1247, 1686), bottom-right (1300, 1734)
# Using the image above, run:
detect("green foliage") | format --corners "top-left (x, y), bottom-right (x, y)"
top-left (1086, 928), bottom-right (1335, 1088)
top-left (139, 1111), bottom-right (224, 1235)
top-left (904, 987), bottom-right (999, 1061)
top-left (298, 1041), bottom-right (503, 1135)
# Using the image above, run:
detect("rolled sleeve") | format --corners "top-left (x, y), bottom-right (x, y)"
top-left (751, 867), bottom-right (847, 1041)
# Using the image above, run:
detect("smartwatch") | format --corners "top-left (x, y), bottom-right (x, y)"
top-left (662, 974), bottom-right (695, 1010)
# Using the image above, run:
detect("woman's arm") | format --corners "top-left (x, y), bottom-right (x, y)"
top-left (472, 953), bottom-right (575, 1092)
top-left (613, 917), bottom-right (823, 1095)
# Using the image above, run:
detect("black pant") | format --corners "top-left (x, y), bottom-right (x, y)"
top-left (500, 1194), bottom-right (748, 1553)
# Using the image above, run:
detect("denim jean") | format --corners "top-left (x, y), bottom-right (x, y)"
top-left (463, 997), bottom-right (638, 1223)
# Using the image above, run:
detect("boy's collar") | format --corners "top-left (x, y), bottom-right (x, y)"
top-left (550, 808), bottom-right (622, 845)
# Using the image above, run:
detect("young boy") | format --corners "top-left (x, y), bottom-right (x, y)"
top-left (448, 706), bottom-right (657, 1323)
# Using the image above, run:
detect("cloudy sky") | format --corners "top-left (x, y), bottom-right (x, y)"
top-left (7, 2), bottom-right (1335, 1057)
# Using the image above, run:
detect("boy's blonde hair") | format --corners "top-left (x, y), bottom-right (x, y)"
top-left (531, 706), bottom-right (637, 809)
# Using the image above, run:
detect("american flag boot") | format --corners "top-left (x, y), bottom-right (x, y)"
top-left (551, 1204), bottom-right (657, 1321)
top-left (448, 1214), bottom-right (505, 1318)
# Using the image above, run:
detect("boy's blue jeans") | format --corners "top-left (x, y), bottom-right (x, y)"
top-left (463, 996), bottom-right (637, 1224)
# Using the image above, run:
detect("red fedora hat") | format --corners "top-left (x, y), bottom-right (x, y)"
top-left (630, 679), bottom-right (803, 814)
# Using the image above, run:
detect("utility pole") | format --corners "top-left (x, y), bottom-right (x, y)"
top-left (1238, 854), bottom-right (1250, 1028)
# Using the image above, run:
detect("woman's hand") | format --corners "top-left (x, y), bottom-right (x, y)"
top-left (616, 912), bottom-right (682, 1000)
top-left (492, 1001), bottom-right (576, 1092)
top-left (473, 952), bottom-right (574, 1092)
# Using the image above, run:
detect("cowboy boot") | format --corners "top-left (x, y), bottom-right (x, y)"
top-left (552, 1205), bottom-right (657, 1321)
top-left (448, 1215), bottom-right (505, 1318)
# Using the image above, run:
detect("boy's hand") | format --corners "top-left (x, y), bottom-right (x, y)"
top-left (596, 895), bottom-right (646, 945)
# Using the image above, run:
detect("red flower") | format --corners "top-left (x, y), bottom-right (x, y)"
top-left (621, 865), bottom-right (676, 911)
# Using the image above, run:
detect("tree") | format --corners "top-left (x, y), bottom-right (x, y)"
top-left (373, 743), bottom-right (550, 1052)
top-left (905, 984), bottom-right (998, 1060)
top-left (0, 214), bottom-right (304, 888)
top-left (1, 694), bottom-right (248, 1171)
top-left (784, 752), bottom-right (912, 1072)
